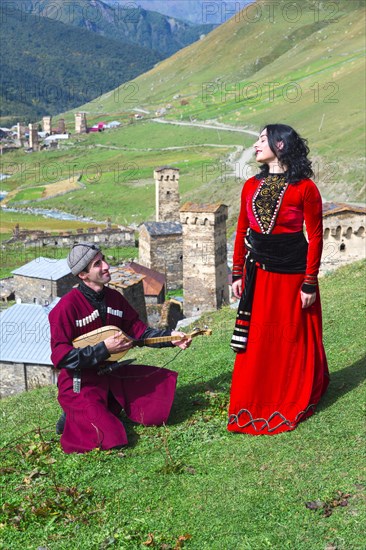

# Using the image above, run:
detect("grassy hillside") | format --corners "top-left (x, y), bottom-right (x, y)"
top-left (69, 0), bottom-right (365, 199)
top-left (0, 122), bottom-right (253, 229)
top-left (0, 260), bottom-right (365, 549)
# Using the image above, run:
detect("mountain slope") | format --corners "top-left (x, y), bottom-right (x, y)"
top-left (74, 0), bottom-right (365, 199)
top-left (3, 0), bottom-right (215, 58)
top-left (107, 0), bottom-right (251, 24)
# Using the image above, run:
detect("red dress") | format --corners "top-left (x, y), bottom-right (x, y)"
top-left (228, 176), bottom-right (329, 435)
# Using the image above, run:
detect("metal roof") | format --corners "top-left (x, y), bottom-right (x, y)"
top-left (12, 257), bottom-right (70, 280)
top-left (142, 222), bottom-right (182, 236)
top-left (180, 202), bottom-right (227, 213)
top-left (0, 300), bottom-right (59, 365)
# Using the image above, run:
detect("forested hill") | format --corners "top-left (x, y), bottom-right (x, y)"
top-left (0, 7), bottom-right (162, 123)
top-left (2, 0), bottom-right (215, 57)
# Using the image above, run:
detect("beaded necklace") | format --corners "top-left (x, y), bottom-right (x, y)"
top-left (252, 174), bottom-right (288, 234)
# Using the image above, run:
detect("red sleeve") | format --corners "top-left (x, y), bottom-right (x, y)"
top-left (302, 179), bottom-right (323, 288)
top-left (232, 178), bottom-right (252, 280)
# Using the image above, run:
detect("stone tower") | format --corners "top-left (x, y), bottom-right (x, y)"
top-left (58, 118), bottom-right (66, 133)
top-left (28, 123), bottom-right (39, 151)
top-left (180, 202), bottom-right (229, 317)
top-left (154, 166), bottom-right (180, 222)
top-left (42, 116), bottom-right (52, 134)
top-left (139, 222), bottom-right (183, 290)
top-left (16, 123), bottom-right (25, 140)
top-left (75, 112), bottom-right (87, 134)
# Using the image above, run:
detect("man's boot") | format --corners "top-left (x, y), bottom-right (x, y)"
top-left (55, 411), bottom-right (66, 435)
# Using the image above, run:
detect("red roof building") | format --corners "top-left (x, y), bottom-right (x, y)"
top-left (125, 262), bottom-right (166, 304)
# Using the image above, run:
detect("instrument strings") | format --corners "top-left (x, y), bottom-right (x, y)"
top-left (109, 348), bottom-right (183, 380)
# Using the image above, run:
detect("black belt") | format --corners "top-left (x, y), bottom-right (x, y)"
top-left (230, 230), bottom-right (308, 353)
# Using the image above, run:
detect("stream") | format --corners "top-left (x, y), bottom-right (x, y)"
top-left (1, 203), bottom-right (104, 223)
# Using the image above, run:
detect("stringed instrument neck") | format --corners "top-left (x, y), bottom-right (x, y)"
top-left (73, 325), bottom-right (212, 362)
top-left (138, 334), bottom-right (191, 346)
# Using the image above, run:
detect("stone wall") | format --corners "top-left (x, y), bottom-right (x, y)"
top-left (159, 299), bottom-right (184, 329)
top-left (109, 278), bottom-right (148, 325)
top-left (145, 300), bottom-right (183, 329)
top-left (146, 303), bottom-right (163, 328)
top-left (145, 291), bottom-right (165, 304)
top-left (139, 225), bottom-right (183, 290)
top-left (8, 227), bottom-right (135, 249)
top-left (180, 203), bottom-right (229, 317)
top-left (14, 273), bottom-right (75, 304)
top-left (0, 277), bottom-right (15, 302)
top-left (321, 210), bottom-right (365, 272)
top-left (0, 363), bottom-right (57, 398)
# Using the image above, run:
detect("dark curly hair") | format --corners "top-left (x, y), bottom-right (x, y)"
top-left (257, 124), bottom-right (314, 183)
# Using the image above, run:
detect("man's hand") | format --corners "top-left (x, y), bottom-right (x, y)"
top-left (104, 332), bottom-right (133, 354)
top-left (171, 331), bottom-right (192, 350)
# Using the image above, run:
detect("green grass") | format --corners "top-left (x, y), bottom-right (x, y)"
top-left (0, 205), bottom-right (108, 234)
top-left (93, 122), bottom-right (249, 149)
top-left (11, 187), bottom-right (45, 201)
top-left (72, 0), bottom-right (364, 169)
top-left (0, 261), bottom-right (365, 549)
top-left (0, 122), bottom-right (248, 229)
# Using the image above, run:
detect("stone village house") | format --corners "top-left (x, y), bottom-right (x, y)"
top-left (12, 257), bottom-right (75, 305)
top-left (139, 221), bottom-right (183, 290)
top-left (125, 262), bottom-right (166, 304)
top-left (7, 221), bottom-right (135, 250)
top-left (320, 202), bottom-right (365, 273)
top-left (0, 301), bottom-right (58, 397)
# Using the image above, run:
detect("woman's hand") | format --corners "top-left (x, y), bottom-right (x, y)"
top-left (171, 331), bottom-right (192, 350)
top-left (300, 291), bottom-right (316, 309)
top-left (232, 279), bottom-right (243, 300)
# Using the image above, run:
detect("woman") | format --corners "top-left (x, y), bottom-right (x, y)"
top-left (228, 124), bottom-right (329, 435)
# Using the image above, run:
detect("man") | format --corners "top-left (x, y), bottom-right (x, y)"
top-left (49, 243), bottom-right (191, 454)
